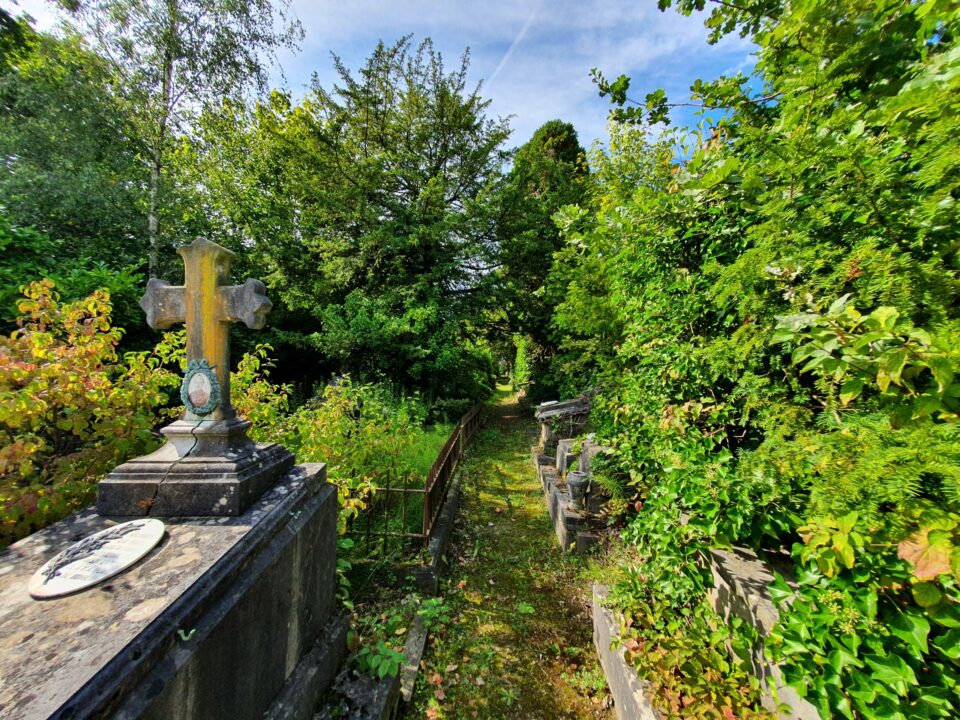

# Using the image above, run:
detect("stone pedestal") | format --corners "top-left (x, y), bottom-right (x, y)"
top-left (0, 463), bottom-right (345, 720)
top-left (96, 417), bottom-right (294, 516)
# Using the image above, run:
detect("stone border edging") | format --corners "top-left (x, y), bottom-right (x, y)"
top-left (592, 584), bottom-right (660, 720)
top-left (532, 446), bottom-right (598, 553)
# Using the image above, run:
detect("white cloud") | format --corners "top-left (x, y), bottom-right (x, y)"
top-left (11, 0), bottom-right (755, 149)
top-left (279, 0), bottom-right (753, 148)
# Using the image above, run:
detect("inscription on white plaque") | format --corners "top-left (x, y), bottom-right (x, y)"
top-left (28, 519), bottom-right (165, 599)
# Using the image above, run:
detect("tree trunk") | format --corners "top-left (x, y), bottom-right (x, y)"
top-left (148, 150), bottom-right (160, 277)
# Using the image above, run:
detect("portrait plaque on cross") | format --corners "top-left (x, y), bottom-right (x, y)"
top-left (96, 238), bottom-right (294, 517)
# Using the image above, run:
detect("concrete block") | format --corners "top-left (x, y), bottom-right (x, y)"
top-left (555, 438), bottom-right (580, 476)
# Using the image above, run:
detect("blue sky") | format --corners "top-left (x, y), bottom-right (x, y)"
top-left (12, 0), bottom-right (755, 150)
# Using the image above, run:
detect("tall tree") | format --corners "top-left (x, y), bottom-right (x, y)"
top-left (64, 0), bottom-right (302, 275)
top-left (0, 22), bottom-right (145, 265)
top-left (193, 38), bottom-right (510, 398)
top-left (496, 120), bottom-right (589, 397)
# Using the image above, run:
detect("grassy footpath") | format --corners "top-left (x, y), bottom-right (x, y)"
top-left (405, 388), bottom-right (614, 720)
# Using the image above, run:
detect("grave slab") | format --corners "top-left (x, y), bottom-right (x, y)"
top-left (0, 463), bottom-right (344, 720)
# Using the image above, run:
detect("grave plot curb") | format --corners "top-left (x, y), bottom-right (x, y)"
top-left (707, 548), bottom-right (820, 720)
top-left (531, 445), bottom-right (599, 554)
top-left (592, 584), bottom-right (660, 720)
top-left (593, 551), bottom-right (821, 720)
top-left (316, 596), bottom-right (431, 720)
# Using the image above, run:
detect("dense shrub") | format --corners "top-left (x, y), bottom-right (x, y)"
top-left (551, 1), bottom-right (960, 716)
top-left (0, 281), bottom-right (180, 547)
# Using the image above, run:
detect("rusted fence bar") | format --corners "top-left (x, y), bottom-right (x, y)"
top-left (348, 404), bottom-right (482, 557)
top-left (422, 405), bottom-right (480, 538)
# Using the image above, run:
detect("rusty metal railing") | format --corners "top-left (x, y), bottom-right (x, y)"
top-left (347, 405), bottom-right (482, 557)
top-left (422, 405), bottom-right (480, 538)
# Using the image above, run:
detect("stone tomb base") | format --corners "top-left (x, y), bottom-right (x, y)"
top-left (532, 447), bottom-right (599, 554)
top-left (0, 463), bottom-right (346, 720)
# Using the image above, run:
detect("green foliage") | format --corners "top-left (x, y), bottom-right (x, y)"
top-left (230, 346), bottom-right (448, 534)
top-left (0, 213), bottom-right (145, 344)
top-left (0, 281), bottom-right (181, 547)
top-left (494, 120), bottom-right (589, 401)
top-left (773, 296), bottom-right (960, 426)
top-left (354, 640), bottom-right (407, 679)
top-left (0, 24), bottom-right (147, 265)
top-left (512, 335), bottom-right (530, 387)
top-left (64, 0), bottom-right (303, 275)
top-left (189, 37), bottom-right (505, 400)
top-left (553, 0), bottom-right (960, 716)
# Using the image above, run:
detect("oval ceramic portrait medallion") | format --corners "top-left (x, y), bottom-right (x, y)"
top-left (188, 371), bottom-right (212, 407)
top-left (180, 359), bottom-right (221, 415)
top-left (28, 519), bottom-right (165, 599)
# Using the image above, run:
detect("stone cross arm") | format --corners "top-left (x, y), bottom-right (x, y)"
top-left (138, 237), bottom-right (273, 420)
top-left (140, 277), bottom-right (272, 330)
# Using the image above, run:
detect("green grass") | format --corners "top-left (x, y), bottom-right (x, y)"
top-left (345, 420), bottom-right (459, 567)
top-left (404, 390), bottom-right (614, 720)
top-left (399, 422), bottom-right (456, 479)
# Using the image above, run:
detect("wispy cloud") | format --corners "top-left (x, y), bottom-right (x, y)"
top-left (488, 0), bottom-right (541, 88)
top-left (14, 0), bottom-right (754, 149)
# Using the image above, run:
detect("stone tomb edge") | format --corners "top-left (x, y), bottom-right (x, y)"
top-left (0, 462), bottom-right (344, 720)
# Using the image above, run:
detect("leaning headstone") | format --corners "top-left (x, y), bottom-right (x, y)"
top-left (0, 238), bottom-right (346, 720)
top-left (555, 438), bottom-right (579, 476)
top-left (97, 238), bottom-right (294, 517)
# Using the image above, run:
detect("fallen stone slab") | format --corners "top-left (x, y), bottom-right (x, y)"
top-left (534, 397), bottom-right (592, 421)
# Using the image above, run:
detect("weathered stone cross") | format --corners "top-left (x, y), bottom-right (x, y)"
top-left (140, 237), bottom-right (272, 421)
top-left (98, 237), bottom-right (292, 517)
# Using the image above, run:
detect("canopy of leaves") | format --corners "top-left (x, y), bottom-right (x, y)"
top-left (191, 38), bottom-right (509, 399)
top-left (0, 23), bottom-right (146, 265)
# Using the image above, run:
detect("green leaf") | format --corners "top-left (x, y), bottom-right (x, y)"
top-left (912, 582), bottom-right (943, 608)
top-left (888, 612), bottom-right (930, 656)
top-left (836, 512), bottom-right (858, 534)
top-left (769, 573), bottom-right (793, 604)
top-left (870, 307), bottom-right (900, 332)
top-left (928, 604), bottom-right (960, 629)
top-left (878, 348), bottom-right (908, 387)
top-left (839, 378), bottom-right (864, 406)
top-left (932, 629), bottom-right (960, 659)
top-left (864, 653), bottom-right (917, 690)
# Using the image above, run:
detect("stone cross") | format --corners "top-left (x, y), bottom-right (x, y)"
top-left (140, 237), bottom-right (272, 421)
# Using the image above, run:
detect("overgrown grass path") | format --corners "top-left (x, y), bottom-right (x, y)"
top-left (406, 390), bottom-right (614, 720)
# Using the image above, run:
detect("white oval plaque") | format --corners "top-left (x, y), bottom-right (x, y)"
top-left (28, 519), bottom-right (165, 599)
top-left (187, 372), bottom-right (212, 407)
